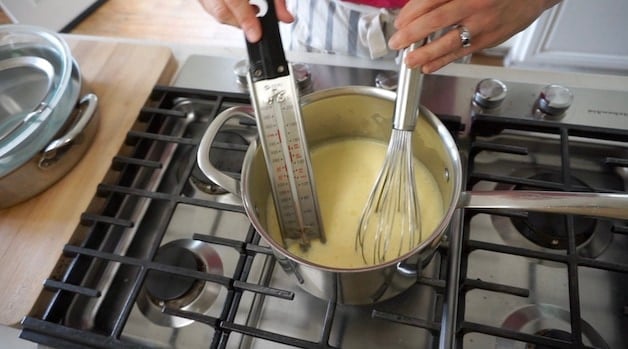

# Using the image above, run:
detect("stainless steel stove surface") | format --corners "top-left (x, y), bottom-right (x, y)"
top-left (20, 54), bottom-right (628, 349)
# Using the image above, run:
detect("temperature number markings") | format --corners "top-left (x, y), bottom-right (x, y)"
top-left (255, 85), bottom-right (323, 247)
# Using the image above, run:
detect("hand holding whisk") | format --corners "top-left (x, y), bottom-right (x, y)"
top-left (355, 41), bottom-right (426, 265)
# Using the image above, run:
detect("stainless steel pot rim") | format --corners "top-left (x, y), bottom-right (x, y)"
top-left (0, 24), bottom-right (74, 164)
top-left (242, 85), bottom-right (463, 273)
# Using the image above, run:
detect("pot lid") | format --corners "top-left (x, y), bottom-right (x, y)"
top-left (0, 24), bottom-right (74, 173)
top-left (0, 56), bottom-right (56, 141)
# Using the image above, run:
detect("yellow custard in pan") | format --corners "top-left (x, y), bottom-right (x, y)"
top-left (266, 137), bottom-right (444, 269)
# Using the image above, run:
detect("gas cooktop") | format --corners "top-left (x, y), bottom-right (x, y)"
top-left (19, 55), bottom-right (628, 349)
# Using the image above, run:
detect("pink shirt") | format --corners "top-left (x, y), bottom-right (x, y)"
top-left (342, 0), bottom-right (407, 8)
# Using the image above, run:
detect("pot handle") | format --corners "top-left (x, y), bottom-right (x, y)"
top-left (459, 190), bottom-right (628, 220)
top-left (39, 93), bottom-right (98, 168)
top-left (197, 106), bottom-right (256, 196)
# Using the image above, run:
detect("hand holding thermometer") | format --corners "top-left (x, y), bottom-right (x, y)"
top-left (245, 0), bottom-right (325, 250)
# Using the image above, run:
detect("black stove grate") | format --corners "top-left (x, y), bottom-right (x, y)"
top-left (20, 86), bottom-right (456, 349)
top-left (453, 113), bottom-right (628, 348)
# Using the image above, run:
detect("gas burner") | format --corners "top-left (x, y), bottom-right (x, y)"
top-left (525, 329), bottom-right (572, 349)
top-left (170, 98), bottom-right (256, 200)
top-left (510, 172), bottom-right (596, 249)
top-left (495, 304), bottom-right (608, 349)
top-left (137, 239), bottom-right (224, 328)
top-left (490, 170), bottom-right (613, 259)
top-left (187, 163), bottom-right (229, 196)
top-left (184, 126), bottom-right (254, 200)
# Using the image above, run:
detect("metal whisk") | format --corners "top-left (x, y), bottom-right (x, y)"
top-left (356, 42), bottom-right (425, 264)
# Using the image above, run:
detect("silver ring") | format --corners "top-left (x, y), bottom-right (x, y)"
top-left (456, 25), bottom-right (471, 48)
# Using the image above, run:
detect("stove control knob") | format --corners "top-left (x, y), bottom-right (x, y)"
top-left (234, 59), bottom-right (249, 90)
top-left (473, 78), bottom-right (507, 109)
top-left (375, 71), bottom-right (399, 91)
top-left (537, 84), bottom-right (574, 116)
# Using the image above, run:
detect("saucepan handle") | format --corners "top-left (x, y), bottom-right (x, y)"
top-left (459, 190), bottom-right (628, 220)
top-left (197, 106), bottom-right (256, 196)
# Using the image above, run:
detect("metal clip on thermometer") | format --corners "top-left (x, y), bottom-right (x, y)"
top-left (245, 0), bottom-right (325, 250)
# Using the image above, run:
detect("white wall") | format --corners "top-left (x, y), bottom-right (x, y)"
top-left (505, 0), bottom-right (628, 75)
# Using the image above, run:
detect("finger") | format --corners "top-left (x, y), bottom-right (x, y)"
top-left (200, 0), bottom-right (239, 26)
top-left (416, 27), bottom-right (489, 73)
top-left (389, 0), bottom-right (469, 50)
top-left (416, 15), bottom-right (522, 73)
top-left (394, 0), bottom-right (449, 29)
top-left (420, 47), bottom-right (471, 73)
top-left (404, 26), bottom-right (468, 69)
top-left (275, 0), bottom-right (295, 23)
top-left (226, 1), bottom-right (263, 42)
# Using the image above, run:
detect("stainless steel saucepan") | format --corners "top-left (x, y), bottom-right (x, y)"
top-left (197, 86), bottom-right (628, 305)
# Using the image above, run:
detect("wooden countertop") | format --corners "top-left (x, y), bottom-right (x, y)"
top-left (0, 36), bottom-right (177, 327)
top-left (0, 0), bottom-right (242, 48)
top-left (71, 0), bottom-right (242, 46)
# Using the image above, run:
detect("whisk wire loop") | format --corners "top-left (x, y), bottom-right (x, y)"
top-left (356, 130), bottom-right (422, 264)
top-left (356, 41), bottom-right (426, 265)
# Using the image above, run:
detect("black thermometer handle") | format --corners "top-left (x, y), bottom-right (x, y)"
top-left (246, 0), bottom-right (289, 82)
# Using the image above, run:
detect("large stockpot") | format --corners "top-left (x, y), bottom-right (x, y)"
top-left (198, 86), bottom-right (628, 305)
top-left (0, 25), bottom-right (99, 208)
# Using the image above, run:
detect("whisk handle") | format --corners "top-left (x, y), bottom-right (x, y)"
top-left (393, 40), bottom-right (426, 131)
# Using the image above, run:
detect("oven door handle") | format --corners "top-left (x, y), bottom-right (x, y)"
top-left (197, 106), bottom-right (256, 196)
